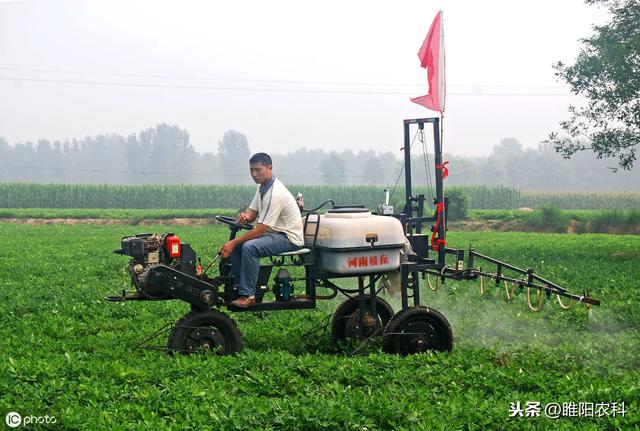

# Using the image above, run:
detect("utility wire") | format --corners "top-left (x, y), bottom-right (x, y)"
top-left (0, 76), bottom-right (574, 97)
top-left (0, 66), bottom-right (569, 89)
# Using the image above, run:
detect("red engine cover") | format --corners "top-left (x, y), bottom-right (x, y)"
top-left (165, 235), bottom-right (181, 258)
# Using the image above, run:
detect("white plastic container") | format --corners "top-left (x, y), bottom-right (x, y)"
top-left (305, 208), bottom-right (405, 274)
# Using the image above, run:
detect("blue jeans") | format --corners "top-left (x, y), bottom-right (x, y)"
top-left (230, 232), bottom-right (300, 296)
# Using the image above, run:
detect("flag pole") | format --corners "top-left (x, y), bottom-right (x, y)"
top-left (440, 110), bottom-right (445, 198)
top-left (440, 112), bottom-right (444, 153)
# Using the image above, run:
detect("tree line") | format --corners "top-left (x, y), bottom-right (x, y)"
top-left (0, 124), bottom-right (637, 191)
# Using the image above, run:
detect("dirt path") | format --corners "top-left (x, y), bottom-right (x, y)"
top-left (0, 218), bottom-right (218, 226)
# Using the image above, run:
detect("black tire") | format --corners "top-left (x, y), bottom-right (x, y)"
top-left (167, 309), bottom-right (243, 355)
top-left (383, 306), bottom-right (453, 355)
top-left (331, 295), bottom-right (394, 340)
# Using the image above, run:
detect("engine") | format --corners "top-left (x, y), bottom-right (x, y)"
top-left (115, 233), bottom-right (197, 299)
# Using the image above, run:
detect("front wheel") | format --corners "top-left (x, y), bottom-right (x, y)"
top-left (383, 306), bottom-right (453, 355)
top-left (167, 309), bottom-right (243, 355)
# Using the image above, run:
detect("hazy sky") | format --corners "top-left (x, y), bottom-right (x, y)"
top-left (0, 0), bottom-right (610, 157)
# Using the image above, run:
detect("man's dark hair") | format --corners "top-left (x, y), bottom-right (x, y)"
top-left (249, 152), bottom-right (272, 166)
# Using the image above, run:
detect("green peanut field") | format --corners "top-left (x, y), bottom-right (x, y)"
top-left (0, 222), bottom-right (638, 430)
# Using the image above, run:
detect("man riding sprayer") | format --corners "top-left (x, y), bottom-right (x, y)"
top-left (218, 152), bottom-right (304, 308)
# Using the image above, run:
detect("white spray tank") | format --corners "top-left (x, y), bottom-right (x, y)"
top-left (305, 208), bottom-right (404, 275)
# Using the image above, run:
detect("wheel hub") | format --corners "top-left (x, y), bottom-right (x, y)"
top-left (402, 321), bottom-right (437, 353)
top-left (345, 311), bottom-right (381, 339)
top-left (185, 327), bottom-right (226, 353)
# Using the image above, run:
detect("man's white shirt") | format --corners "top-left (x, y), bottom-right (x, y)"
top-left (249, 178), bottom-right (304, 246)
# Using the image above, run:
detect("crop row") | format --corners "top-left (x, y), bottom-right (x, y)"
top-left (0, 183), bottom-right (639, 210)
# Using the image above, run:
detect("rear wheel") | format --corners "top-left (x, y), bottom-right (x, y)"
top-left (383, 306), bottom-right (453, 355)
top-left (332, 295), bottom-right (394, 340)
top-left (167, 309), bottom-right (243, 355)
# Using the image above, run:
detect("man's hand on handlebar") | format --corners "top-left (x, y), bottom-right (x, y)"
top-left (236, 208), bottom-right (257, 226)
top-left (237, 212), bottom-right (250, 225)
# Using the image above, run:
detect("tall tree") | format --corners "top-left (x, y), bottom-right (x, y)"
top-left (319, 153), bottom-right (347, 185)
top-left (547, 0), bottom-right (640, 171)
top-left (217, 130), bottom-right (251, 181)
top-left (127, 124), bottom-right (193, 184)
top-left (0, 136), bottom-right (10, 182)
top-left (361, 157), bottom-right (385, 185)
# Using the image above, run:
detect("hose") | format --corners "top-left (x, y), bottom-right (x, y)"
top-left (556, 294), bottom-right (575, 310)
top-left (526, 286), bottom-right (544, 312)
top-left (302, 200), bottom-right (335, 213)
top-left (504, 280), bottom-right (516, 301)
top-left (426, 273), bottom-right (439, 291)
top-left (478, 268), bottom-right (488, 296)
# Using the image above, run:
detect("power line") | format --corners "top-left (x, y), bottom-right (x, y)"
top-left (0, 76), bottom-right (574, 97)
top-left (0, 66), bottom-right (569, 89)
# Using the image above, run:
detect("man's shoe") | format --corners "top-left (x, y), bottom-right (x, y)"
top-left (230, 295), bottom-right (256, 308)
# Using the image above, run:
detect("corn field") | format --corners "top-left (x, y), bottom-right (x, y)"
top-left (0, 183), bottom-right (638, 210)
top-left (520, 191), bottom-right (640, 210)
top-left (455, 185), bottom-right (521, 210)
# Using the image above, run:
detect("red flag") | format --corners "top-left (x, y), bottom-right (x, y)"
top-left (411, 10), bottom-right (446, 113)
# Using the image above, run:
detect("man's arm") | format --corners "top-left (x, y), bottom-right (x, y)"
top-left (219, 223), bottom-right (269, 258)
